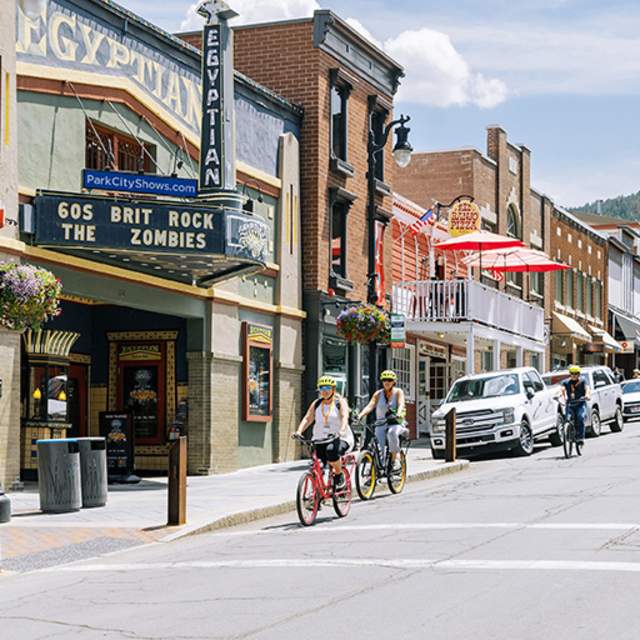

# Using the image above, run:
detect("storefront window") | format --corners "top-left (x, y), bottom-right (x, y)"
top-left (576, 272), bottom-right (584, 311)
top-left (28, 363), bottom-right (68, 422)
top-left (124, 366), bottom-right (159, 439)
top-left (391, 345), bottom-right (415, 402)
top-left (555, 270), bottom-right (564, 303)
top-left (322, 336), bottom-right (348, 397)
top-left (243, 323), bottom-right (273, 422)
top-left (565, 270), bottom-right (574, 308)
top-left (85, 120), bottom-right (156, 173)
top-left (586, 279), bottom-right (593, 316)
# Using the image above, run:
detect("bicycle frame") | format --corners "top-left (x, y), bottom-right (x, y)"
top-left (360, 420), bottom-right (410, 477)
top-left (302, 440), bottom-right (356, 500)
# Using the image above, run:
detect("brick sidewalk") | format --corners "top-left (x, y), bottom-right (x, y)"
top-left (1, 445), bottom-right (468, 573)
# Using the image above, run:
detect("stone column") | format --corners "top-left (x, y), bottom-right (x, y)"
top-left (186, 352), bottom-right (213, 475)
top-left (0, 329), bottom-right (21, 489)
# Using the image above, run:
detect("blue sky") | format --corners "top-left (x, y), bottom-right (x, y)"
top-left (119, 0), bottom-right (640, 207)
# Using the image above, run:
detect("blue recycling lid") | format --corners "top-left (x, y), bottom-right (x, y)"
top-left (36, 438), bottom-right (79, 444)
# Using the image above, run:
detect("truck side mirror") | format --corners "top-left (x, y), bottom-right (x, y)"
top-left (526, 387), bottom-right (535, 400)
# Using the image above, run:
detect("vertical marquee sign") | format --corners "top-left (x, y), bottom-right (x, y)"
top-left (200, 23), bottom-right (224, 192)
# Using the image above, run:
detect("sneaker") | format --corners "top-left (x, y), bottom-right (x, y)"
top-left (334, 473), bottom-right (346, 491)
top-left (577, 439), bottom-right (585, 446)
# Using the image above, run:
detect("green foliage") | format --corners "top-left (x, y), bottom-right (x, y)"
top-left (570, 191), bottom-right (640, 221)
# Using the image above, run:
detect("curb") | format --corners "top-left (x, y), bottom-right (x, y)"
top-left (160, 459), bottom-right (469, 542)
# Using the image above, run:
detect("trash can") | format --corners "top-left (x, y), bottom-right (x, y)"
top-left (37, 439), bottom-right (82, 513)
top-left (0, 488), bottom-right (10, 523)
top-left (77, 437), bottom-right (108, 508)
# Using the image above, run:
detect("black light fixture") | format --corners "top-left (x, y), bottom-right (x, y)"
top-left (241, 180), bottom-right (264, 213)
top-left (392, 118), bottom-right (413, 168)
top-left (170, 147), bottom-right (184, 178)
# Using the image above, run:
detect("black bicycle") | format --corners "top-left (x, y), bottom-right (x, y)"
top-left (563, 401), bottom-right (584, 458)
top-left (354, 418), bottom-right (410, 500)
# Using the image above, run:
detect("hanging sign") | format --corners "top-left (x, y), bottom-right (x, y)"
top-left (83, 170), bottom-right (198, 198)
top-left (199, 23), bottom-right (224, 193)
top-left (374, 221), bottom-right (386, 305)
top-left (449, 200), bottom-right (481, 237)
top-left (390, 314), bottom-right (406, 349)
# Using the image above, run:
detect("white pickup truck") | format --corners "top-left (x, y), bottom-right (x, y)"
top-left (430, 367), bottom-right (563, 459)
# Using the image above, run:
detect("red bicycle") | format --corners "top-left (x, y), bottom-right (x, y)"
top-left (293, 434), bottom-right (355, 526)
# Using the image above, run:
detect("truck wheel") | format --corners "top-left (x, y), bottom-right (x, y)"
top-left (549, 413), bottom-right (565, 447)
top-left (513, 420), bottom-right (534, 456)
top-left (589, 409), bottom-right (601, 437)
top-left (611, 405), bottom-right (624, 433)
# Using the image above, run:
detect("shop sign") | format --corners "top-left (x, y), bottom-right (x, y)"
top-left (119, 345), bottom-right (162, 362)
top-left (33, 194), bottom-right (268, 261)
top-left (449, 200), bottom-right (481, 237)
top-left (99, 411), bottom-right (134, 482)
top-left (620, 340), bottom-right (634, 354)
top-left (390, 314), bottom-right (406, 349)
top-left (417, 340), bottom-right (448, 359)
top-left (247, 324), bottom-right (273, 345)
top-left (83, 169), bottom-right (198, 198)
top-left (374, 221), bottom-right (386, 305)
top-left (199, 23), bottom-right (224, 192)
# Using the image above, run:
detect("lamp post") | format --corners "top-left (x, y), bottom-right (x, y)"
top-left (366, 114), bottom-right (413, 398)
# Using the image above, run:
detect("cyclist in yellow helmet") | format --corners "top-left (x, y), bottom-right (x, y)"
top-left (358, 370), bottom-right (408, 468)
top-left (293, 375), bottom-right (354, 490)
top-left (561, 365), bottom-right (591, 446)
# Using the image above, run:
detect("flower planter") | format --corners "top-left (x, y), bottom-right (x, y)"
top-left (337, 304), bottom-right (390, 344)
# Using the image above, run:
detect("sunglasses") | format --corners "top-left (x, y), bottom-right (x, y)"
top-left (318, 386), bottom-right (333, 392)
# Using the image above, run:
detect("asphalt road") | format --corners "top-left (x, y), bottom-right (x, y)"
top-left (3, 424), bottom-right (640, 639)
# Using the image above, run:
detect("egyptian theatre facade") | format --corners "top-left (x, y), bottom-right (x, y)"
top-left (4, 0), bottom-right (304, 484)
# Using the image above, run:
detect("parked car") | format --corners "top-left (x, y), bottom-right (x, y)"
top-left (542, 366), bottom-right (624, 436)
top-left (430, 367), bottom-right (563, 459)
top-left (620, 380), bottom-right (640, 422)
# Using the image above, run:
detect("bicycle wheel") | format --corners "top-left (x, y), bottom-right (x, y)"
top-left (563, 422), bottom-right (574, 459)
top-left (355, 450), bottom-right (377, 500)
top-left (333, 467), bottom-right (352, 518)
top-left (387, 451), bottom-right (407, 494)
top-left (296, 472), bottom-right (319, 526)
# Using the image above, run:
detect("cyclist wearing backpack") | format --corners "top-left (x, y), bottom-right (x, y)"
top-left (292, 375), bottom-right (354, 490)
top-left (561, 365), bottom-right (591, 446)
top-left (357, 370), bottom-right (408, 469)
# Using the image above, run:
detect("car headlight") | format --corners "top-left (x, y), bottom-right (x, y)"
top-left (503, 408), bottom-right (515, 424)
top-left (432, 420), bottom-right (446, 434)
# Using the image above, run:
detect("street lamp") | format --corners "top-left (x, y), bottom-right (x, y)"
top-left (366, 114), bottom-right (413, 398)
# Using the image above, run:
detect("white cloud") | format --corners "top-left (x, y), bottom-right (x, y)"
top-left (344, 17), bottom-right (382, 49)
top-left (384, 29), bottom-right (508, 108)
top-left (180, 0), bottom-right (320, 31)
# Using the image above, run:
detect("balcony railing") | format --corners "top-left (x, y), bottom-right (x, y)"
top-left (393, 279), bottom-right (544, 342)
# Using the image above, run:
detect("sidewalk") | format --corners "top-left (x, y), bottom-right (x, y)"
top-left (0, 444), bottom-right (468, 573)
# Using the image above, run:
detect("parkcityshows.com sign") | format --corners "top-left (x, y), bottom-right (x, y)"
top-left (82, 170), bottom-right (198, 198)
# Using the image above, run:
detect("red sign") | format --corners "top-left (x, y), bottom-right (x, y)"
top-left (374, 221), bottom-right (385, 306)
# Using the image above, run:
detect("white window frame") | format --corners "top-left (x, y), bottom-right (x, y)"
top-left (391, 344), bottom-right (416, 403)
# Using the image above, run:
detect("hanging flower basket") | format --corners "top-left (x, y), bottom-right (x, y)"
top-left (337, 304), bottom-right (390, 344)
top-left (0, 262), bottom-right (62, 332)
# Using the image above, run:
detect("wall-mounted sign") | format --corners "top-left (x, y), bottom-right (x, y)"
top-left (199, 23), bottom-right (224, 192)
top-left (417, 340), bottom-right (448, 359)
top-left (390, 314), bottom-right (406, 349)
top-left (374, 221), bottom-right (386, 305)
top-left (83, 169), bottom-right (197, 198)
top-left (243, 322), bottom-right (273, 422)
top-left (449, 200), bottom-right (481, 237)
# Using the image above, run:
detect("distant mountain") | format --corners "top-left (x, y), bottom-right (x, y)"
top-left (570, 191), bottom-right (640, 221)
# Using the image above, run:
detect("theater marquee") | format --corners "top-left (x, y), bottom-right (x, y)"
top-left (33, 193), bottom-right (269, 286)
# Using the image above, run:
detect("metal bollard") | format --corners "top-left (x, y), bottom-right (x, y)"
top-left (445, 407), bottom-right (457, 463)
top-left (168, 436), bottom-right (187, 526)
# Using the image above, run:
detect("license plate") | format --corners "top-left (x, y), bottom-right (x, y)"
top-left (629, 406), bottom-right (640, 413)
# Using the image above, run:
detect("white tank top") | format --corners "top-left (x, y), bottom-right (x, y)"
top-left (311, 398), bottom-right (354, 449)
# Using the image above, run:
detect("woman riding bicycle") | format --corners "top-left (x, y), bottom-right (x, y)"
top-left (293, 375), bottom-right (354, 490)
top-left (357, 370), bottom-right (408, 469)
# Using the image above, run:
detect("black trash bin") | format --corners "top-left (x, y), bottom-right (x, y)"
top-left (77, 437), bottom-right (108, 508)
top-left (0, 488), bottom-right (10, 523)
top-left (37, 438), bottom-right (82, 513)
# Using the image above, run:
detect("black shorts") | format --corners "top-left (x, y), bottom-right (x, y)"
top-left (315, 438), bottom-right (350, 463)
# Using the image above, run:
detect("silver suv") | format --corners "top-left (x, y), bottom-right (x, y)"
top-left (542, 366), bottom-right (624, 436)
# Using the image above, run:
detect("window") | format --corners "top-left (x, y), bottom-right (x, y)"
top-left (447, 373), bottom-right (520, 402)
top-left (481, 350), bottom-right (494, 372)
top-left (576, 272), bottom-right (584, 312)
top-left (530, 353), bottom-right (541, 373)
top-left (330, 85), bottom-right (346, 160)
top-left (594, 281), bottom-right (602, 319)
top-left (593, 369), bottom-right (610, 389)
top-left (506, 205), bottom-right (520, 239)
top-left (391, 344), bottom-right (416, 402)
top-left (243, 323), bottom-right (273, 422)
top-left (331, 200), bottom-right (348, 278)
top-left (85, 120), bottom-right (155, 173)
top-left (322, 336), bottom-right (348, 397)
top-left (370, 108), bottom-right (386, 181)
top-left (530, 272), bottom-right (543, 299)
top-left (525, 370), bottom-right (544, 392)
top-left (555, 270), bottom-right (564, 303)
top-left (586, 278), bottom-right (593, 316)
top-left (565, 270), bottom-right (574, 308)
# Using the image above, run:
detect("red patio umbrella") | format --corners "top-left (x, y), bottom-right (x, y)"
top-left (463, 247), bottom-right (569, 272)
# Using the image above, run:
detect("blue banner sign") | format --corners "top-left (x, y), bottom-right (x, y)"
top-left (82, 170), bottom-right (198, 198)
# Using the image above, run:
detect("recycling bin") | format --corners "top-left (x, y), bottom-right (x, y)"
top-left (37, 438), bottom-right (81, 513)
top-left (77, 437), bottom-right (108, 508)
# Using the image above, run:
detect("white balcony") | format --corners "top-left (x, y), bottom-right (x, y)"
top-left (393, 279), bottom-right (545, 343)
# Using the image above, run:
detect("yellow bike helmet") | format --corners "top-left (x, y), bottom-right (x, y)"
top-left (317, 375), bottom-right (337, 388)
top-left (568, 365), bottom-right (581, 375)
top-left (380, 370), bottom-right (397, 382)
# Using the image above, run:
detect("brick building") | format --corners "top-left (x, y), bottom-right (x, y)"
top-left (549, 208), bottom-right (612, 369)
top-left (181, 10), bottom-right (405, 406)
top-left (391, 126), bottom-right (550, 434)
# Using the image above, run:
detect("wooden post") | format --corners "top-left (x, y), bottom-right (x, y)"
top-left (168, 436), bottom-right (187, 526)
top-left (445, 408), bottom-right (457, 463)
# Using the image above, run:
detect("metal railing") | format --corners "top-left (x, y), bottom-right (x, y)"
top-left (393, 279), bottom-right (544, 342)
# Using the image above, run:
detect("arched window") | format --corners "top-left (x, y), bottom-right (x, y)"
top-left (506, 205), bottom-right (520, 239)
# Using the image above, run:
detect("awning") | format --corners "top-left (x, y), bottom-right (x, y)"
top-left (552, 312), bottom-right (591, 342)
top-left (589, 326), bottom-right (622, 353)
top-left (613, 313), bottom-right (640, 347)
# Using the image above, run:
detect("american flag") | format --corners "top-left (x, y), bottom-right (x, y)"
top-left (409, 209), bottom-right (434, 234)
